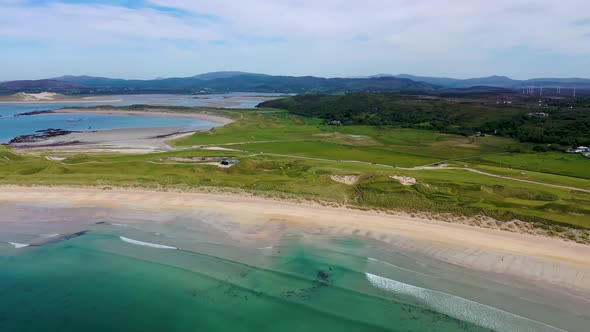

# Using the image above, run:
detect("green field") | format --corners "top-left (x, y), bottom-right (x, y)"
top-left (469, 152), bottom-right (590, 179)
top-left (1, 107), bottom-right (589, 239)
top-left (173, 109), bottom-right (515, 163)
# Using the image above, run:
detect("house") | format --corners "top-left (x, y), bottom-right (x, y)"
top-left (327, 120), bottom-right (342, 126)
top-left (528, 112), bottom-right (548, 117)
top-left (568, 146), bottom-right (590, 153)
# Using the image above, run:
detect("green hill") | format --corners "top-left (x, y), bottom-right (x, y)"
top-left (259, 93), bottom-right (590, 146)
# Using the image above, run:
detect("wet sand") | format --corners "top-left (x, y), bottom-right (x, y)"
top-left (9, 108), bottom-right (233, 153)
top-left (10, 126), bottom-right (192, 152)
top-left (55, 108), bottom-right (233, 125)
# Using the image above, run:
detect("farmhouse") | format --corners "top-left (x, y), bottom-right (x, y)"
top-left (567, 146), bottom-right (590, 154)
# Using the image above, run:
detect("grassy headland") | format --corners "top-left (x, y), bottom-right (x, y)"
top-left (2, 105), bottom-right (590, 243)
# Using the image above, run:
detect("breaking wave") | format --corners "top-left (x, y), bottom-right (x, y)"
top-left (119, 236), bottom-right (177, 250)
top-left (365, 273), bottom-right (565, 332)
top-left (8, 242), bottom-right (30, 249)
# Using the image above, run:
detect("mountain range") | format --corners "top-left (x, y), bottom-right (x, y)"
top-left (0, 72), bottom-right (437, 95)
top-left (370, 74), bottom-right (590, 89)
top-left (0, 71), bottom-right (588, 95)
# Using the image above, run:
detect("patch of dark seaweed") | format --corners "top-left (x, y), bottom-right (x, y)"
top-left (281, 269), bottom-right (333, 301)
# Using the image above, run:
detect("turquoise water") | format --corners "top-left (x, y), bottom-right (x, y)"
top-left (0, 212), bottom-right (576, 332)
top-left (0, 232), bottom-right (492, 331)
top-left (0, 109), bottom-right (215, 143)
top-left (0, 203), bottom-right (580, 331)
top-left (0, 93), bottom-right (278, 143)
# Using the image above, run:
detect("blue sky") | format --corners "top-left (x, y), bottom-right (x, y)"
top-left (1, 0), bottom-right (590, 80)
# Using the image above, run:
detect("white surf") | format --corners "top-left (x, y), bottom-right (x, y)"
top-left (119, 236), bottom-right (177, 250)
top-left (365, 272), bottom-right (565, 332)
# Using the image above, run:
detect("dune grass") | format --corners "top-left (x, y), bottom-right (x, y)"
top-left (1, 108), bottom-right (589, 234)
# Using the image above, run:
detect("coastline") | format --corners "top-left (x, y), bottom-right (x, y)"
top-left (54, 108), bottom-right (234, 125)
top-left (1, 185), bottom-right (589, 296)
top-left (9, 126), bottom-right (192, 152)
top-left (8, 108), bottom-right (233, 152)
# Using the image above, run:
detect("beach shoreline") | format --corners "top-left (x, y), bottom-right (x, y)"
top-left (55, 108), bottom-right (234, 125)
top-left (9, 126), bottom-right (193, 152)
top-left (1, 185), bottom-right (589, 297)
top-left (8, 108), bottom-right (233, 152)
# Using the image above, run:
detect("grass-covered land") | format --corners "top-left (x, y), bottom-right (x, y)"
top-left (2, 107), bottom-right (589, 242)
top-left (172, 109), bottom-right (516, 166)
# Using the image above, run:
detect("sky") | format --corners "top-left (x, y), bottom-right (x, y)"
top-left (1, 0), bottom-right (590, 80)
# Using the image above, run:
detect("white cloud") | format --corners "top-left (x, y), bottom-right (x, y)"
top-left (147, 0), bottom-right (590, 54)
top-left (1, 0), bottom-right (590, 79)
top-left (0, 2), bottom-right (223, 43)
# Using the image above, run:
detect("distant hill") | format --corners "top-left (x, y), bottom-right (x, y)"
top-left (191, 71), bottom-right (267, 80)
top-left (53, 75), bottom-right (135, 88)
top-left (371, 74), bottom-right (590, 89)
top-left (4, 72), bottom-right (589, 95)
top-left (0, 79), bottom-right (87, 94)
top-left (47, 73), bottom-right (439, 94)
top-left (378, 74), bottom-right (521, 88)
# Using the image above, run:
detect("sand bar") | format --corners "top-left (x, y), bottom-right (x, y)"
top-left (55, 108), bottom-right (233, 125)
top-left (9, 108), bottom-right (232, 152)
top-left (10, 126), bottom-right (190, 152)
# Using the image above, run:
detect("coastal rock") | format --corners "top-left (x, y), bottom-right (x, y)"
top-left (14, 110), bottom-right (54, 117)
top-left (9, 128), bottom-right (73, 144)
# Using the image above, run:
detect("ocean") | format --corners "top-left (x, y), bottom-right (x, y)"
top-left (0, 203), bottom-right (578, 332)
top-left (0, 93), bottom-right (280, 143)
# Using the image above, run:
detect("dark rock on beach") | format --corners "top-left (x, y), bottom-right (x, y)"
top-left (14, 110), bottom-right (55, 117)
top-left (9, 128), bottom-right (74, 144)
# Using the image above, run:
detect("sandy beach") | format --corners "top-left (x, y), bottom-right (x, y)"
top-left (1, 185), bottom-right (589, 297)
top-left (10, 126), bottom-right (193, 152)
top-left (55, 108), bottom-right (234, 125)
top-left (9, 108), bottom-right (233, 152)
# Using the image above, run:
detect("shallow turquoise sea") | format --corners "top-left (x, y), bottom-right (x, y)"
top-left (1, 210), bottom-right (575, 332)
top-left (0, 232), bottom-right (492, 331)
